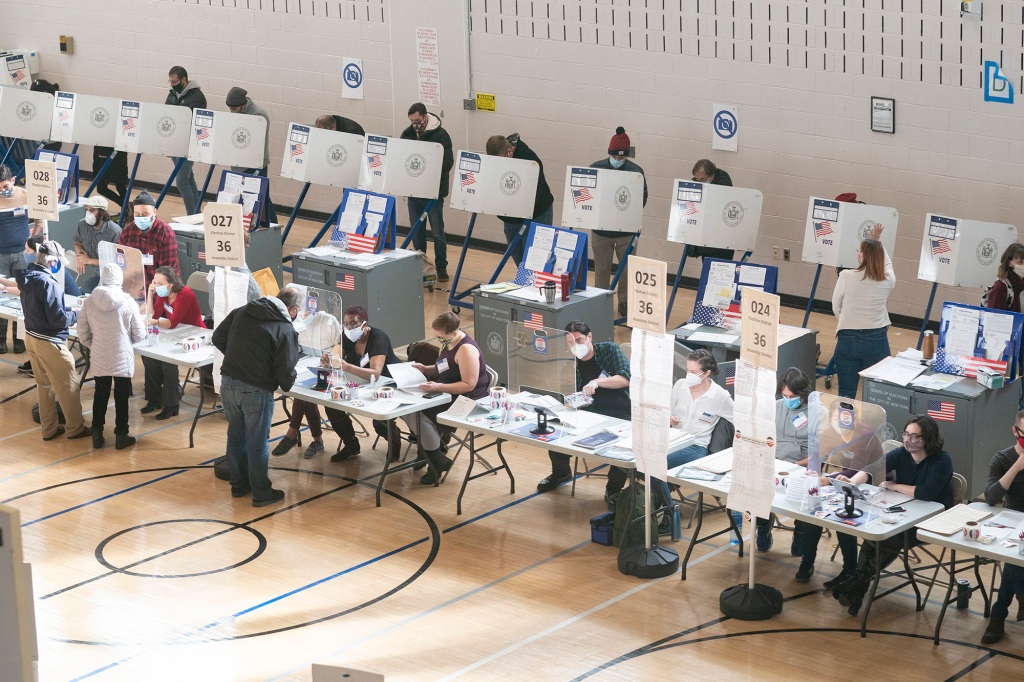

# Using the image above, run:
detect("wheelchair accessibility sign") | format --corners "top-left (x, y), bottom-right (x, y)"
top-left (712, 103), bottom-right (738, 151)
top-left (342, 57), bottom-right (364, 100)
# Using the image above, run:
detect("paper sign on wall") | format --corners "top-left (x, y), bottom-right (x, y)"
top-left (712, 103), bottom-right (738, 152)
top-left (202, 203), bottom-right (246, 267)
top-left (415, 27), bottom-right (441, 107)
top-left (24, 159), bottom-right (58, 221)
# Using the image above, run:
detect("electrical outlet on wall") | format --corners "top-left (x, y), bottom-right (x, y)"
top-left (783, 249), bottom-right (791, 261)
top-left (772, 246), bottom-right (781, 260)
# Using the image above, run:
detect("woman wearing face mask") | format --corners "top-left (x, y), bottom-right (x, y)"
top-left (984, 243), bottom-right (1024, 312)
top-left (142, 266), bottom-right (205, 419)
top-left (830, 416), bottom-right (953, 616)
top-left (831, 223), bottom-right (894, 399)
top-left (410, 312), bottom-right (490, 485)
top-left (117, 190), bottom-right (180, 290)
top-left (537, 320), bottom-right (631, 496)
top-left (0, 164), bottom-right (46, 354)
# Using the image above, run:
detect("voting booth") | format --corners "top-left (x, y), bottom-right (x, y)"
top-left (49, 91), bottom-right (119, 147)
top-left (358, 135), bottom-right (443, 200)
top-left (1, 53), bottom-right (31, 88)
top-left (0, 85), bottom-right (54, 142)
top-left (328, 188), bottom-right (397, 254)
top-left (114, 100), bottom-right (192, 158)
top-left (446, 150), bottom-right (540, 309)
top-left (560, 166), bottom-right (645, 233)
top-left (691, 258), bottom-right (778, 330)
top-left (280, 123), bottom-right (363, 188)
top-left (187, 108), bottom-right (267, 169)
top-left (664, 180), bottom-right (764, 318)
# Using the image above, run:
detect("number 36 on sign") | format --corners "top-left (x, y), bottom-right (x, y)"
top-left (739, 286), bottom-right (779, 370)
top-left (202, 202), bottom-right (246, 267)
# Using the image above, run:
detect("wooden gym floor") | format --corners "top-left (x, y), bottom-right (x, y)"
top-left (0, 194), bottom-right (1019, 681)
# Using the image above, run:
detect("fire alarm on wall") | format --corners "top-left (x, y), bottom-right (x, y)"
top-left (59, 35), bottom-right (73, 54)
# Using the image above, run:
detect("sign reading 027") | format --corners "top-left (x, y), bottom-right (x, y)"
top-left (202, 202), bottom-right (246, 268)
top-left (627, 256), bottom-right (667, 334)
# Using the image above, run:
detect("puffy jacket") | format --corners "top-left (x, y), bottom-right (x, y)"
top-left (15, 265), bottom-right (76, 342)
top-left (212, 296), bottom-right (298, 392)
top-left (165, 80), bottom-right (207, 111)
top-left (77, 285), bottom-right (146, 378)
top-left (400, 113), bottom-right (454, 199)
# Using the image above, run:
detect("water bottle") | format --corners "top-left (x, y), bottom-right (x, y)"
top-left (956, 579), bottom-right (971, 610)
top-left (147, 324), bottom-right (159, 346)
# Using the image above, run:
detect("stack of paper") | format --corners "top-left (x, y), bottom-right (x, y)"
top-left (916, 504), bottom-right (992, 536)
top-left (688, 448), bottom-right (734, 474)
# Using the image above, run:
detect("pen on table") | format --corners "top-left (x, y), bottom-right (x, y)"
top-left (983, 522), bottom-right (1011, 528)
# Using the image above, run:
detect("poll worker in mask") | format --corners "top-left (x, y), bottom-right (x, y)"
top-left (117, 190), bottom-right (179, 289)
top-left (0, 164), bottom-right (46, 354)
top-left (73, 195), bottom-right (122, 293)
top-left (984, 243), bottom-right (1024, 312)
top-left (537, 321), bottom-right (631, 499)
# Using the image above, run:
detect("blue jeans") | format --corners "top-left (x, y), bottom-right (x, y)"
top-left (408, 196), bottom-right (447, 270)
top-left (502, 205), bottom-right (554, 266)
top-left (221, 375), bottom-right (276, 501)
top-left (174, 158), bottom-right (200, 214)
top-left (992, 563), bottom-right (1024, 621)
top-left (653, 444), bottom-right (708, 506)
top-left (834, 327), bottom-right (891, 398)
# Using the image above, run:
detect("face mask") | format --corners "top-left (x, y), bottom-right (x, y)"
top-left (84, 212), bottom-right (97, 226)
top-left (684, 372), bottom-right (704, 388)
top-left (1014, 264), bottom-right (1024, 279)
top-left (171, 82), bottom-right (184, 94)
top-left (23, 252), bottom-right (34, 264)
top-left (436, 336), bottom-right (451, 349)
top-left (783, 396), bottom-right (802, 410)
top-left (0, 187), bottom-right (13, 198)
top-left (1015, 429), bottom-right (1024, 450)
top-left (135, 215), bottom-right (154, 231)
top-left (292, 316), bottom-right (306, 333)
top-left (608, 156), bottom-right (625, 169)
top-left (571, 343), bottom-right (589, 360)
top-left (344, 325), bottom-right (363, 342)
top-left (50, 260), bottom-right (61, 274)
top-left (155, 285), bottom-right (170, 298)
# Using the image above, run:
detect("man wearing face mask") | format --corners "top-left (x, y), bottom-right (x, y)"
top-left (588, 128), bottom-right (648, 318)
top-left (73, 195), bottom-right (121, 293)
top-left (400, 102), bottom-right (454, 282)
top-left (213, 287), bottom-right (300, 507)
top-left (537, 321), bottom-right (631, 496)
top-left (165, 66), bottom-right (207, 214)
top-left (225, 87), bottom-right (276, 227)
top-left (117, 190), bottom-right (179, 290)
top-left (0, 164), bottom-right (46, 354)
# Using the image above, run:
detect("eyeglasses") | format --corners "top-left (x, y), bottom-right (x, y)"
top-left (343, 320), bottom-right (363, 330)
top-left (902, 432), bottom-right (923, 442)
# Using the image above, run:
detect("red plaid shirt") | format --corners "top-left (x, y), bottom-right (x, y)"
top-left (117, 217), bottom-right (180, 286)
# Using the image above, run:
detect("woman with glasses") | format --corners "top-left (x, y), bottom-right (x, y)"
top-left (409, 312), bottom-right (490, 485)
top-left (830, 415), bottom-right (954, 616)
top-left (831, 223), bottom-right (895, 398)
top-left (273, 304), bottom-right (400, 462)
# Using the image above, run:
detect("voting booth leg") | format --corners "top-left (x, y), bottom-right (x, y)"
top-left (720, 520), bottom-right (783, 620)
top-left (305, 208), bottom-right (340, 250)
top-left (802, 264), bottom-right (823, 328)
top-left (282, 182), bottom-right (311, 242)
top-left (448, 213), bottom-right (480, 311)
top-left (153, 157), bottom-right (186, 210)
top-left (610, 232), bottom-right (640, 325)
top-left (666, 245), bottom-right (692, 323)
top-left (119, 154), bottom-right (143, 223)
top-left (194, 164), bottom-right (217, 214)
top-left (917, 282), bottom-right (939, 349)
top-left (485, 232), bottom-right (526, 285)
top-left (617, 474), bottom-right (678, 579)
top-left (83, 149), bottom-right (117, 198)
top-left (399, 199), bottom-right (435, 251)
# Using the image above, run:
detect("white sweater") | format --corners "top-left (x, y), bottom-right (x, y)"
top-left (832, 249), bottom-right (895, 332)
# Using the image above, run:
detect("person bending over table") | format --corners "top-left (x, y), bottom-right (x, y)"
top-left (412, 312), bottom-right (490, 485)
top-left (981, 410), bottom-right (1024, 644)
top-left (142, 266), bottom-right (205, 420)
top-left (536, 320), bottom-right (631, 498)
top-left (829, 416), bottom-right (953, 617)
top-left (831, 223), bottom-right (894, 399)
top-left (797, 399), bottom-right (884, 586)
top-left (755, 367), bottom-right (812, 556)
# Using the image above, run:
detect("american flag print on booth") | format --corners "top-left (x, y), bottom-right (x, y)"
top-left (572, 188), bottom-right (592, 206)
top-left (523, 312), bottom-right (544, 329)
top-left (931, 239), bottom-right (951, 255)
top-left (927, 400), bottom-right (955, 422)
top-left (195, 127), bottom-right (210, 141)
top-left (290, 143), bottom-right (304, 157)
top-left (813, 220), bottom-right (833, 239)
top-left (336, 274), bottom-right (355, 291)
top-left (721, 363), bottom-right (736, 387)
top-left (367, 154), bottom-right (382, 168)
top-left (122, 118), bottom-right (135, 132)
top-left (461, 172), bottom-right (476, 187)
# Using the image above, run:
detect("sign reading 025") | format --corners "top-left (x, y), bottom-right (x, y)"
top-left (627, 256), bottom-right (667, 334)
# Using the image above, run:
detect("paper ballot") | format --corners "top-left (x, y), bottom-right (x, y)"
top-left (386, 362), bottom-right (429, 395)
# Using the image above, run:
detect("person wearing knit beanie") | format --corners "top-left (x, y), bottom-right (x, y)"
top-left (100, 262), bottom-right (124, 287)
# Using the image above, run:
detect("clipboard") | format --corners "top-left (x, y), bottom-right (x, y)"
top-left (932, 302), bottom-right (1024, 380)
top-left (328, 188), bottom-right (397, 255)
top-left (512, 222), bottom-right (588, 292)
top-left (31, 148), bottom-right (79, 204)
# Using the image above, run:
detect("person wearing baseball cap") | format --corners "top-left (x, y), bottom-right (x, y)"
top-left (225, 86), bottom-right (276, 227)
top-left (74, 195), bottom-right (122, 293)
top-left (589, 127), bottom-right (647, 317)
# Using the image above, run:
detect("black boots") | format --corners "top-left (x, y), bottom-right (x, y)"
top-left (330, 436), bottom-right (361, 462)
top-left (419, 447), bottom-right (452, 485)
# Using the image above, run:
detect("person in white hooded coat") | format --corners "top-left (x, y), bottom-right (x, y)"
top-left (77, 264), bottom-right (146, 449)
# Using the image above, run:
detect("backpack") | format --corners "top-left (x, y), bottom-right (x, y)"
top-left (983, 277), bottom-right (1013, 309)
top-left (611, 481), bottom-right (658, 549)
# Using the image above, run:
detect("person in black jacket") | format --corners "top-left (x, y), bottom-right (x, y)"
top-left (400, 102), bottom-right (454, 281)
top-left (212, 288), bottom-right (301, 507)
top-left (590, 127), bottom-right (648, 317)
top-left (165, 66), bottom-right (207, 214)
top-left (485, 134), bottom-right (554, 266)
top-left (315, 114), bottom-right (365, 137)
top-left (689, 159), bottom-right (735, 261)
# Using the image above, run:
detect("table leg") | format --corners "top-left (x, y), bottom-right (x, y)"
top-left (934, 548), bottom-right (958, 645)
top-left (903, 532), bottom-right (923, 611)
top-left (189, 378), bottom-right (205, 448)
top-left (456, 431), bottom-right (476, 516)
top-left (730, 511), bottom-right (744, 559)
top-left (374, 417), bottom-right (396, 508)
top-left (680, 492), bottom-right (704, 581)
top-left (860, 539), bottom-right (883, 638)
top-left (974, 555), bottom-right (991, 616)
top-left (496, 440), bottom-right (514, 494)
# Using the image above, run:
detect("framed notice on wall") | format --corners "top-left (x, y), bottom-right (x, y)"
top-left (871, 96), bottom-right (895, 134)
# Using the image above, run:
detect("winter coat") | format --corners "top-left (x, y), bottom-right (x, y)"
top-left (77, 285), bottom-right (146, 378)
